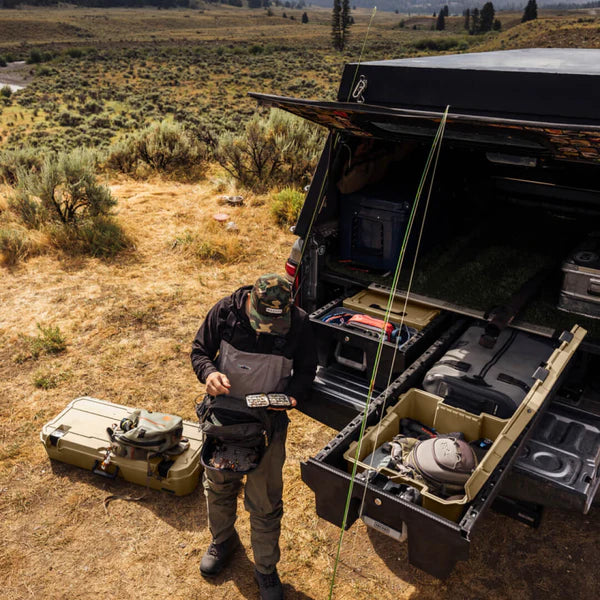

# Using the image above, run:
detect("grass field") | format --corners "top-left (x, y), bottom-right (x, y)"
top-left (1, 6), bottom-right (600, 600)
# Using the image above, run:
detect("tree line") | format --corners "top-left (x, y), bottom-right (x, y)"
top-left (0, 0), bottom-right (307, 7)
top-left (435, 0), bottom-right (537, 33)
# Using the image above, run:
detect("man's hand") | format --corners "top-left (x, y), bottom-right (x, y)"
top-left (206, 372), bottom-right (231, 396)
top-left (268, 396), bottom-right (297, 411)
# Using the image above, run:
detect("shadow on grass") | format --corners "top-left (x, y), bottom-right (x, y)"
top-left (48, 459), bottom-right (207, 532)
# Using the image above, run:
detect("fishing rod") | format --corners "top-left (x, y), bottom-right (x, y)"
top-left (327, 108), bottom-right (449, 600)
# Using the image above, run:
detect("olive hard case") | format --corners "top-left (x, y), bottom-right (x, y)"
top-left (40, 397), bottom-right (203, 496)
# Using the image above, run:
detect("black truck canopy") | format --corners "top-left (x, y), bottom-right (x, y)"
top-left (250, 49), bottom-right (600, 166)
top-left (337, 48), bottom-right (600, 124)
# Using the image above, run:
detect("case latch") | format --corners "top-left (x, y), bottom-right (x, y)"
top-left (533, 366), bottom-right (549, 383)
top-left (559, 330), bottom-right (574, 343)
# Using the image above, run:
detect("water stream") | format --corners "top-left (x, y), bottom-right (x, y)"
top-left (0, 61), bottom-right (28, 92)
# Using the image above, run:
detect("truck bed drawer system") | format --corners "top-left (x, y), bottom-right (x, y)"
top-left (300, 322), bottom-right (586, 578)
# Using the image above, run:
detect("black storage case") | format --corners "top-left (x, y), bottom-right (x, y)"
top-left (310, 297), bottom-right (448, 389)
top-left (339, 190), bottom-right (410, 270)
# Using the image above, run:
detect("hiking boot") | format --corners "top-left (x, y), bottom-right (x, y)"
top-left (254, 568), bottom-right (284, 600)
top-left (199, 531), bottom-right (240, 578)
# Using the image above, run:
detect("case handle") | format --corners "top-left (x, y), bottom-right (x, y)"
top-left (92, 460), bottom-right (120, 480)
top-left (588, 279), bottom-right (600, 297)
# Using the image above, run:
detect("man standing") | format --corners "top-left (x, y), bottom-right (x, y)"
top-left (191, 274), bottom-right (317, 600)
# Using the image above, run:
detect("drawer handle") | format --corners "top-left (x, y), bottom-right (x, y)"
top-left (334, 341), bottom-right (367, 372)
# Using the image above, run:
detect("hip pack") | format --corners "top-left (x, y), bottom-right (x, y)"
top-left (107, 408), bottom-right (186, 457)
top-left (196, 395), bottom-right (273, 473)
top-left (389, 434), bottom-right (478, 496)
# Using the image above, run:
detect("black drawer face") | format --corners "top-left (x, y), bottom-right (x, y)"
top-left (309, 297), bottom-right (448, 389)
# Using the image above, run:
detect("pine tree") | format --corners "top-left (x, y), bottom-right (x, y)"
top-left (331, 0), bottom-right (351, 51)
top-left (341, 0), bottom-right (352, 48)
top-left (480, 1), bottom-right (495, 32)
top-left (302, 11), bottom-right (309, 23)
top-left (436, 11), bottom-right (445, 30)
top-left (522, 0), bottom-right (538, 22)
top-left (470, 7), bottom-right (480, 34)
top-left (442, 5), bottom-right (449, 16)
top-left (331, 0), bottom-right (343, 50)
top-left (464, 8), bottom-right (470, 30)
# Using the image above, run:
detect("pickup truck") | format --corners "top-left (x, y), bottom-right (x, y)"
top-left (251, 48), bottom-right (600, 578)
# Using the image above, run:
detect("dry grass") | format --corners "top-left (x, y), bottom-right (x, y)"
top-left (1, 7), bottom-right (600, 600)
top-left (1, 175), bottom-right (599, 600)
top-left (477, 13), bottom-right (600, 51)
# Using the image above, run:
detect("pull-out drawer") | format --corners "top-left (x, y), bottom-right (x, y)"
top-left (300, 318), bottom-right (464, 431)
top-left (309, 296), bottom-right (449, 389)
top-left (301, 325), bottom-right (585, 578)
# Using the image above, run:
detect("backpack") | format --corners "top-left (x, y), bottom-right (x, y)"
top-left (389, 434), bottom-right (478, 496)
top-left (107, 408), bottom-right (187, 458)
top-left (196, 395), bottom-right (273, 473)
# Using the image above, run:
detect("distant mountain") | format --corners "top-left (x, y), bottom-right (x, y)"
top-left (307, 0), bottom-right (595, 13)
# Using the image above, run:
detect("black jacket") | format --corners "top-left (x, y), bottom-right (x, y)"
top-left (191, 286), bottom-right (318, 401)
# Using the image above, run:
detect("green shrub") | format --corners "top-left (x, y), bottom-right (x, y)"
top-left (66, 48), bottom-right (84, 59)
top-left (104, 139), bottom-right (137, 174)
top-left (48, 216), bottom-right (130, 258)
top-left (57, 111), bottom-right (83, 127)
top-left (0, 148), bottom-right (43, 185)
top-left (18, 148), bottom-right (116, 225)
top-left (271, 187), bottom-right (304, 227)
top-left (412, 37), bottom-right (469, 51)
top-left (27, 323), bottom-right (67, 358)
top-left (0, 86), bottom-right (12, 99)
top-left (9, 189), bottom-right (46, 229)
top-left (215, 109), bottom-right (323, 192)
top-left (27, 49), bottom-right (42, 64)
top-left (32, 370), bottom-right (59, 390)
top-left (107, 120), bottom-right (206, 178)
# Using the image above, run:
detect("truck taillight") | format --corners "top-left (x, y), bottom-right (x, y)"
top-left (285, 260), bottom-right (297, 281)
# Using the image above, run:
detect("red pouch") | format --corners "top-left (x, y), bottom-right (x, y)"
top-left (347, 314), bottom-right (394, 341)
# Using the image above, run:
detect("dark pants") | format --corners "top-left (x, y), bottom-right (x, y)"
top-left (203, 424), bottom-right (287, 574)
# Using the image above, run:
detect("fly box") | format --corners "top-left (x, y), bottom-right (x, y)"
top-left (41, 397), bottom-right (203, 496)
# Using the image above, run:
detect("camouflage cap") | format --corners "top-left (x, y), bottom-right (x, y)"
top-left (248, 274), bottom-right (292, 336)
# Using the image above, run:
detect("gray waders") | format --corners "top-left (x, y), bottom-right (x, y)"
top-left (203, 340), bottom-right (292, 574)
